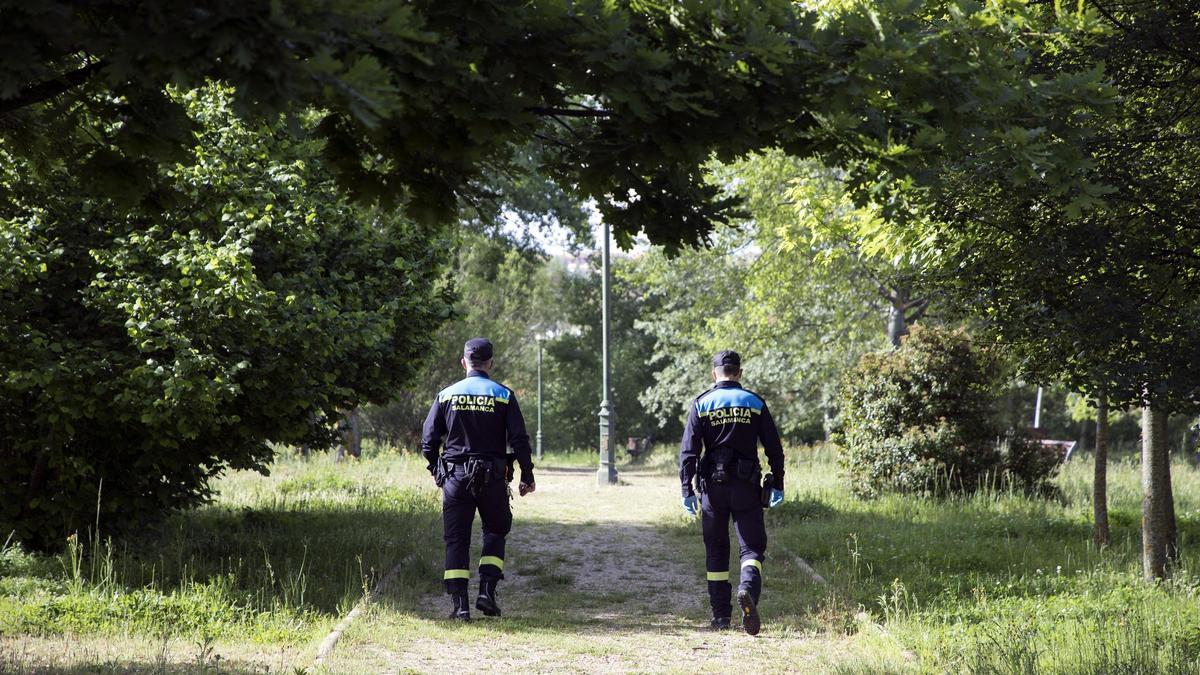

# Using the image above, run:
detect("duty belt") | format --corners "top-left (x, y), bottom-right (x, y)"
top-left (439, 455), bottom-right (505, 496)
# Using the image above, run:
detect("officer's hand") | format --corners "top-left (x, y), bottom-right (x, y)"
top-left (768, 488), bottom-right (784, 508)
top-left (682, 494), bottom-right (699, 516)
top-left (519, 481), bottom-right (536, 496)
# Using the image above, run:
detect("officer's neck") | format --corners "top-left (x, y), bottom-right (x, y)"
top-left (466, 369), bottom-right (491, 378)
top-left (714, 379), bottom-right (740, 388)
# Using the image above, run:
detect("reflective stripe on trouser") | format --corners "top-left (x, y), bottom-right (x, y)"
top-left (700, 479), bottom-right (767, 616)
top-left (442, 472), bottom-right (512, 594)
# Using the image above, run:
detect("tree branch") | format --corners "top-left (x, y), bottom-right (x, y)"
top-left (527, 106), bottom-right (613, 118)
top-left (0, 60), bottom-right (107, 115)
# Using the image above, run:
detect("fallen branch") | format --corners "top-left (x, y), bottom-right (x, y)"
top-left (312, 554), bottom-right (414, 667)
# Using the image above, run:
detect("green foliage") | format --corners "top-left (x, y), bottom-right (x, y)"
top-left (878, 3), bottom-right (1200, 413)
top-left (0, 0), bottom-right (1113, 249)
top-left (362, 236), bottom-right (677, 454)
top-left (540, 254), bottom-right (679, 451)
top-left (835, 326), bottom-right (1059, 497)
top-left (630, 151), bottom-right (903, 439)
top-left (361, 232), bottom-right (557, 447)
top-left (0, 88), bottom-right (452, 549)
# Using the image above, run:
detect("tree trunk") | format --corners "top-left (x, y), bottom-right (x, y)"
top-left (887, 287), bottom-right (909, 348)
top-left (1093, 397), bottom-right (1109, 547)
top-left (1142, 401), bottom-right (1176, 580)
top-left (336, 409), bottom-right (362, 461)
top-left (346, 409), bottom-right (362, 458)
top-left (1165, 455), bottom-right (1178, 563)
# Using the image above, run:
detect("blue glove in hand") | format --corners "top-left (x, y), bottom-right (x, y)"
top-left (682, 494), bottom-right (699, 516)
top-left (769, 488), bottom-right (784, 508)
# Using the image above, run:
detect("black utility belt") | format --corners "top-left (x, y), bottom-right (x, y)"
top-left (702, 449), bottom-right (759, 486)
top-left (443, 455), bottom-right (505, 472)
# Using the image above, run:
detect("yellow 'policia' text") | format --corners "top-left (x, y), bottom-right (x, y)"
top-left (449, 394), bottom-right (496, 412)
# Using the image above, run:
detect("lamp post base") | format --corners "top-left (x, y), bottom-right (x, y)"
top-left (596, 465), bottom-right (618, 486)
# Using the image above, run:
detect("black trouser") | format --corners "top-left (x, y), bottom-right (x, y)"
top-left (699, 477), bottom-right (766, 618)
top-left (442, 462), bottom-right (511, 594)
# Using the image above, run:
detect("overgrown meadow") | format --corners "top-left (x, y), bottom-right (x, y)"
top-left (3, 445), bottom-right (1199, 673)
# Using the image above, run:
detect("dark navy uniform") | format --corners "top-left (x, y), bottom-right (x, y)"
top-left (421, 357), bottom-right (534, 602)
top-left (680, 373), bottom-right (785, 622)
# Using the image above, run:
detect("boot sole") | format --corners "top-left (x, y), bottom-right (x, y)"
top-left (738, 590), bottom-right (760, 636)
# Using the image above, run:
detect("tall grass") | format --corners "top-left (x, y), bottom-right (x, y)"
top-left (759, 445), bottom-right (1200, 673)
top-left (0, 452), bottom-right (442, 644)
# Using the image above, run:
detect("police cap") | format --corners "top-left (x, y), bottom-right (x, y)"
top-left (712, 350), bottom-right (741, 368)
top-left (464, 337), bottom-right (494, 362)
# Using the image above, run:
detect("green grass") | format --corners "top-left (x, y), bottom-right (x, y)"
top-left (0, 451), bottom-right (442, 651)
top-left (742, 445), bottom-right (1200, 673)
top-left (5, 443), bottom-right (1200, 673)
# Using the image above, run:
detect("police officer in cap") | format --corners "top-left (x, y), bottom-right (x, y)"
top-left (679, 350), bottom-right (785, 634)
top-left (421, 338), bottom-right (536, 621)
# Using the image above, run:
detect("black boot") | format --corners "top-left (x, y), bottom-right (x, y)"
top-left (448, 591), bottom-right (471, 621)
top-left (737, 588), bottom-right (760, 636)
top-left (709, 616), bottom-right (731, 630)
top-left (476, 578), bottom-right (501, 617)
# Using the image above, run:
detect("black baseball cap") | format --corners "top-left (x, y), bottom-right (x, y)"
top-left (712, 350), bottom-right (741, 368)
top-left (464, 337), bottom-right (493, 361)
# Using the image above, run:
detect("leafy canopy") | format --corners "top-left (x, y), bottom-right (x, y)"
top-left (1, 0), bottom-right (1112, 249)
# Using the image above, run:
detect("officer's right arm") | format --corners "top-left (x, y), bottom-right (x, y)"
top-left (679, 404), bottom-right (703, 498)
top-left (419, 398), bottom-right (446, 474)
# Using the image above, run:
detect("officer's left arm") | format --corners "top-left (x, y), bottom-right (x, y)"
top-left (759, 402), bottom-right (785, 492)
top-left (419, 398), bottom-right (446, 474)
top-left (504, 392), bottom-right (535, 485)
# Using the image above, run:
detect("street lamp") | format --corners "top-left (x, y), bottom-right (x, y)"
top-left (535, 335), bottom-right (544, 463)
top-left (597, 219), bottom-right (618, 485)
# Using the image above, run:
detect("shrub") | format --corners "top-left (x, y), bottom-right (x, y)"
top-left (834, 326), bottom-right (1058, 497)
top-left (0, 88), bottom-right (452, 550)
top-left (1003, 430), bottom-right (1065, 497)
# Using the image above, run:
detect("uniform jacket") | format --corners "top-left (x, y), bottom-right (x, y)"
top-left (421, 370), bottom-right (534, 479)
top-left (679, 380), bottom-right (785, 497)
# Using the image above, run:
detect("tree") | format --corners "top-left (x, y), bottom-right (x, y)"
top-left (361, 231), bottom-right (559, 446)
top-left (1094, 395), bottom-right (1110, 546)
top-left (0, 0), bottom-right (1111, 249)
top-left (632, 149), bottom-right (935, 439)
top-left (0, 88), bottom-right (453, 547)
top-left (836, 2), bottom-right (1200, 579)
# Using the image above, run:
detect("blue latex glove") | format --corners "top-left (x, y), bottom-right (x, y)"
top-left (682, 494), bottom-right (699, 516)
top-left (768, 489), bottom-right (784, 508)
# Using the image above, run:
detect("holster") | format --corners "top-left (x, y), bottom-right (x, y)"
top-left (463, 456), bottom-right (502, 498)
top-left (434, 457), bottom-right (451, 487)
top-left (760, 472), bottom-right (774, 508)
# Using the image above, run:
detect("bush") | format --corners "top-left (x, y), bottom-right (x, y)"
top-left (1003, 430), bottom-right (1065, 497)
top-left (0, 88), bottom-right (452, 550)
top-left (834, 326), bottom-right (1058, 497)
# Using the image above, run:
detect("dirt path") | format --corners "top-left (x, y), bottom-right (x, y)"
top-left (321, 468), bottom-right (842, 673)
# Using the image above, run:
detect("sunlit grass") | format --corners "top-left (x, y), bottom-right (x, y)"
top-left (756, 446), bottom-right (1200, 673)
top-left (4, 443), bottom-right (1200, 672)
top-left (0, 450), bottom-right (441, 650)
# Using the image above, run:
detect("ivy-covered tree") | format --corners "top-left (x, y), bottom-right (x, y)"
top-left (0, 88), bottom-right (453, 548)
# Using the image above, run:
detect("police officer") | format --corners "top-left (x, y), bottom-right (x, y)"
top-left (421, 338), bottom-right (536, 621)
top-left (679, 350), bottom-right (785, 634)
